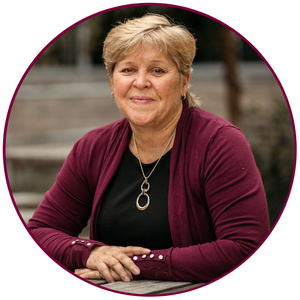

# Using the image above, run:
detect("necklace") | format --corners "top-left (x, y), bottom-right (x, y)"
top-left (133, 127), bottom-right (177, 211)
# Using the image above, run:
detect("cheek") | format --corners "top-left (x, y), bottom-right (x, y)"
top-left (115, 82), bottom-right (128, 97)
top-left (112, 75), bottom-right (130, 95)
top-left (161, 80), bottom-right (181, 100)
top-left (156, 79), bottom-right (174, 96)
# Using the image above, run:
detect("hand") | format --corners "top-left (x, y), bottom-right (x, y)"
top-left (75, 267), bottom-right (132, 281)
top-left (85, 245), bottom-right (151, 283)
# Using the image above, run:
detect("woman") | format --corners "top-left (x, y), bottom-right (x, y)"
top-left (28, 14), bottom-right (270, 284)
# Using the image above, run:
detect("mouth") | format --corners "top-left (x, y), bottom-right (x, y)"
top-left (130, 96), bottom-right (154, 104)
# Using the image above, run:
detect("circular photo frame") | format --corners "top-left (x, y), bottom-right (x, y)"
top-left (2, 2), bottom-right (297, 298)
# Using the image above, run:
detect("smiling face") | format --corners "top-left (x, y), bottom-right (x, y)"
top-left (110, 47), bottom-right (190, 131)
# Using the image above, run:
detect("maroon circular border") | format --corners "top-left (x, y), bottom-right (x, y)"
top-left (2, 2), bottom-right (297, 297)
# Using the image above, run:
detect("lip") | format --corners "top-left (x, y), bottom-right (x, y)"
top-left (130, 96), bottom-right (154, 104)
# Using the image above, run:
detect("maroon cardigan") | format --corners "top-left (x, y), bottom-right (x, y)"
top-left (28, 105), bottom-right (270, 283)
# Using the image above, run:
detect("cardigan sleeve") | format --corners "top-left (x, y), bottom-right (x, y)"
top-left (132, 126), bottom-right (270, 283)
top-left (27, 136), bottom-right (106, 271)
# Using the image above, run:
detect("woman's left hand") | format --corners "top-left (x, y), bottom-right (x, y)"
top-left (75, 267), bottom-right (133, 281)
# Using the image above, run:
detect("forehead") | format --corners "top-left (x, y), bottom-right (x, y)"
top-left (117, 47), bottom-right (176, 67)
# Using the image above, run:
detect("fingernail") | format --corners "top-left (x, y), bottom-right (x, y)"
top-left (133, 267), bottom-right (140, 275)
top-left (123, 275), bottom-right (130, 282)
top-left (145, 249), bottom-right (151, 253)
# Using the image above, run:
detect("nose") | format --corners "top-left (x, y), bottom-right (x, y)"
top-left (133, 71), bottom-right (151, 89)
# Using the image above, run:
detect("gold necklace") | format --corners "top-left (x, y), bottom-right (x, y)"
top-left (133, 127), bottom-right (177, 211)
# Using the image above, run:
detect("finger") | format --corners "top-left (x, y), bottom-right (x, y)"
top-left (76, 270), bottom-right (102, 280)
top-left (109, 269), bottom-right (122, 281)
top-left (112, 252), bottom-right (141, 276)
top-left (109, 261), bottom-right (131, 282)
top-left (109, 268), bottom-right (132, 282)
top-left (124, 267), bottom-right (133, 280)
top-left (97, 263), bottom-right (116, 283)
top-left (100, 250), bottom-right (133, 280)
top-left (122, 246), bottom-right (151, 257)
top-left (74, 268), bottom-right (91, 275)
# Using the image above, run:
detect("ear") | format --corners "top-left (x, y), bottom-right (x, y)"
top-left (182, 74), bottom-right (190, 94)
top-left (109, 77), bottom-right (114, 90)
top-left (109, 77), bottom-right (115, 97)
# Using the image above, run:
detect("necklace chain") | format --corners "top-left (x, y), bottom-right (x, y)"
top-left (133, 127), bottom-right (177, 211)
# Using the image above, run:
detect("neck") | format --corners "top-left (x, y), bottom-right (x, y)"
top-left (129, 107), bottom-right (182, 164)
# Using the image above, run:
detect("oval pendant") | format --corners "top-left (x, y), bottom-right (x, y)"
top-left (136, 192), bottom-right (150, 211)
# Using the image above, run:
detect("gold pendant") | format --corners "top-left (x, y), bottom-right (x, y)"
top-left (136, 179), bottom-right (150, 211)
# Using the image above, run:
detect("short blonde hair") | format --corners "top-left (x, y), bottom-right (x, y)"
top-left (102, 14), bottom-right (199, 107)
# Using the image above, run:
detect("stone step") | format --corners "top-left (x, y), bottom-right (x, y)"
top-left (12, 192), bottom-right (44, 224)
top-left (6, 142), bottom-right (72, 161)
top-left (5, 127), bottom-right (95, 192)
top-left (6, 142), bottom-right (73, 192)
top-left (7, 127), bottom-right (95, 147)
top-left (13, 191), bottom-right (44, 208)
top-left (12, 192), bottom-right (89, 238)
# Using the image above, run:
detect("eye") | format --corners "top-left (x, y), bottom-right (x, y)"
top-left (121, 68), bottom-right (135, 74)
top-left (152, 68), bottom-right (165, 75)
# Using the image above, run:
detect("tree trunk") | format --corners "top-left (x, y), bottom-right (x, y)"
top-left (223, 27), bottom-right (242, 128)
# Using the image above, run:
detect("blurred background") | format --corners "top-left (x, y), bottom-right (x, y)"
top-left (5, 5), bottom-right (294, 235)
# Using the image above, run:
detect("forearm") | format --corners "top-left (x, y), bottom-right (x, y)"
top-left (29, 226), bottom-right (105, 271)
top-left (132, 239), bottom-right (252, 283)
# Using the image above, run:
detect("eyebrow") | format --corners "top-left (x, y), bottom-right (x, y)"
top-left (119, 59), bottom-right (167, 65)
top-left (149, 60), bottom-right (166, 63)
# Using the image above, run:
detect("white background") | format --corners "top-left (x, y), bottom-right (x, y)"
top-left (1, 1), bottom-right (299, 299)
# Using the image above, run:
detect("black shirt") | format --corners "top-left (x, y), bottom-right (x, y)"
top-left (96, 147), bottom-right (174, 250)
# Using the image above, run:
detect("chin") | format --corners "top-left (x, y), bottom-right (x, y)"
top-left (126, 110), bottom-right (155, 124)
top-left (129, 116), bottom-right (157, 128)
top-left (130, 119), bottom-right (154, 128)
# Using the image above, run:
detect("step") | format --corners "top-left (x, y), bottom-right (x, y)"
top-left (6, 142), bottom-right (73, 192)
top-left (12, 191), bottom-right (45, 208)
top-left (12, 192), bottom-right (44, 224)
top-left (12, 192), bottom-right (89, 238)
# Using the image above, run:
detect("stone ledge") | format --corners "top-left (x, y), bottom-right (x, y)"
top-left (12, 192), bottom-right (45, 208)
top-left (6, 142), bottom-right (73, 161)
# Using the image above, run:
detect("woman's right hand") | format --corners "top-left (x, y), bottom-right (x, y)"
top-left (86, 245), bottom-right (151, 283)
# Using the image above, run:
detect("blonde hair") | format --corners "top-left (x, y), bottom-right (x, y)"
top-left (102, 14), bottom-right (200, 107)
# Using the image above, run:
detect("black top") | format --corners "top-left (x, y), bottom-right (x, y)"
top-left (96, 147), bottom-right (174, 250)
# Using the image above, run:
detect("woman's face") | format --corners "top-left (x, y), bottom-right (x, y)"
top-left (110, 47), bottom-right (190, 131)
